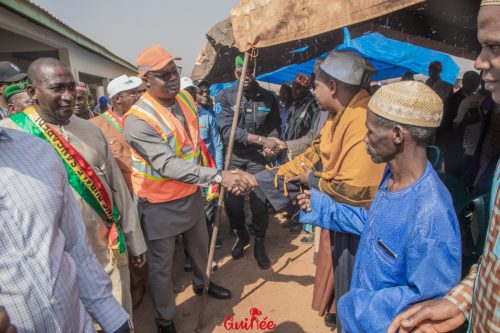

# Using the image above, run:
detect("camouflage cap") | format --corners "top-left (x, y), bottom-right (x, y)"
top-left (3, 81), bottom-right (29, 100)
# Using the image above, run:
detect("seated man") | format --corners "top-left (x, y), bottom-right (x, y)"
top-left (298, 81), bottom-right (462, 333)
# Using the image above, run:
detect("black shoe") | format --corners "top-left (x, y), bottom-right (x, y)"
top-left (158, 322), bottom-right (177, 333)
top-left (254, 237), bottom-right (271, 269)
top-left (300, 234), bottom-right (314, 243)
top-left (231, 229), bottom-right (250, 259)
top-left (193, 282), bottom-right (232, 299)
top-left (324, 313), bottom-right (336, 327)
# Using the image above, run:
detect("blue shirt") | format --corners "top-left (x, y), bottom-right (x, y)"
top-left (198, 107), bottom-right (224, 170)
top-left (301, 162), bottom-right (461, 333)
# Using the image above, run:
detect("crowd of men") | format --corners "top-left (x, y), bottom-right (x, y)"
top-left (0, 1), bottom-right (498, 333)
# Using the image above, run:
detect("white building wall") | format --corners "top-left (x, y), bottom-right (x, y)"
top-left (0, 6), bottom-right (136, 90)
top-left (67, 45), bottom-right (136, 81)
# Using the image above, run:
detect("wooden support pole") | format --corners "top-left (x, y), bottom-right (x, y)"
top-left (195, 51), bottom-right (250, 333)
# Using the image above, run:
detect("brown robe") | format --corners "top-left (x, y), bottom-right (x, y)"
top-left (312, 229), bottom-right (336, 314)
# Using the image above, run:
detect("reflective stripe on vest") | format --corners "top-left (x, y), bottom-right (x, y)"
top-left (131, 156), bottom-right (167, 181)
top-left (133, 98), bottom-right (182, 156)
top-left (124, 90), bottom-right (201, 203)
top-left (177, 90), bottom-right (198, 117)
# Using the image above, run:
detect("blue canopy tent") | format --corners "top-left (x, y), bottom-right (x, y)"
top-left (255, 29), bottom-right (460, 86)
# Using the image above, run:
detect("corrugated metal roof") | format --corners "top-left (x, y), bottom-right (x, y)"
top-left (0, 0), bottom-right (137, 72)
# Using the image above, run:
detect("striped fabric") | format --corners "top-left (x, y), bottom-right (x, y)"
top-left (0, 126), bottom-right (129, 333)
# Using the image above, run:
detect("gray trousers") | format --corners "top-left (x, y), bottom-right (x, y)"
top-left (142, 205), bottom-right (209, 326)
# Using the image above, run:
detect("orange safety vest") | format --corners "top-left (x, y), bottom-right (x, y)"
top-left (124, 90), bottom-right (201, 203)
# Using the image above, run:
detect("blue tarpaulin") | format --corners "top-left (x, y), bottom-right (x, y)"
top-left (256, 30), bottom-right (459, 85)
top-left (289, 46), bottom-right (309, 53)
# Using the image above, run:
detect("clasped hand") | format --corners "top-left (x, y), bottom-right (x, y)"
top-left (130, 252), bottom-right (147, 268)
top-left (221, 169), bottom-right (257, 195)
top-left (262, 137), bottom-right (287, 159)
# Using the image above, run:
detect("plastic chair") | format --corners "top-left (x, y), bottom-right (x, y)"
top-left (426, 145), bottom-right (442, 170)
top-left (458, 192), bottom-right (490, 274)
top-left (438, 172), bottom-right (470, 214)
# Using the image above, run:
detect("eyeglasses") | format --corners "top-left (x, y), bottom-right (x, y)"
top-left (147, 66), bottom-right (182, 81)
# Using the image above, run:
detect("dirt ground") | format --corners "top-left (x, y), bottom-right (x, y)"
top-left (133, 210), bottom-right (337, 333)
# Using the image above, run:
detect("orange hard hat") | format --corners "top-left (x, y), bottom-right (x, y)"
top-left (136, 45), bottom-right (181, 77)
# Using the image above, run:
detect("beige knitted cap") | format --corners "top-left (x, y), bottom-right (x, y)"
top-left (368, 81), bottom-right (443, 128)
top-left (481, 0), bottom-right (500, 6)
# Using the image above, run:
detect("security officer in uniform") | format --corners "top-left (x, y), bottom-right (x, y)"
top-left (215, 55), bottom-right (281, 269)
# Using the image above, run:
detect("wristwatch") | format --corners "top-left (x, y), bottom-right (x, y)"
top-left (213, 170), bottom-right (223, 184)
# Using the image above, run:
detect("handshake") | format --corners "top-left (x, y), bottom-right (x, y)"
top-left (262, 137), bottom-right (287, 159)
top-left (219, 169), bottom-right (258, 196)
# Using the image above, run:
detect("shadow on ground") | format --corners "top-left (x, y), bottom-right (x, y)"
top-left (134, 209), bottom-right (331, 333)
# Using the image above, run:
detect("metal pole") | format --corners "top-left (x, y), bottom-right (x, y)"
top-left (196, 51), bottom-right (250, 333)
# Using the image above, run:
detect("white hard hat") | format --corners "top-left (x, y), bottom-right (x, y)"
top-left (180, 76), bottom-right (197, 90)
top-left (107, 75), bottom-right (143, 98)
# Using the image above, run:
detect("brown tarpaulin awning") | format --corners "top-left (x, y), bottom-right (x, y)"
top-left (230, 0), bottom-right (425, 51)
top-left (191, 18), bottom-right (372, 83)
top-left (191, 0), bottom-right (480, 83)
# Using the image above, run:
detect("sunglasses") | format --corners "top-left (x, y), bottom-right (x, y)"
top-left (147, 66), bottom-right (182, 81)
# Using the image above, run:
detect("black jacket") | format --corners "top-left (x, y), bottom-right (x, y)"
top-left (215, 83), bottom-right (280, 154)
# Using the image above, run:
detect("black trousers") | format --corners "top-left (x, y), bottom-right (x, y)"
top-left (225, 151), bottom-right (268, 237)
top-left (333, 233), bottom-right (360, 333)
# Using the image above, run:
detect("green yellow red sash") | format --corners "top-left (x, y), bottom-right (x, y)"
top-left (10, 107), bottom-right (126, 253)
top-left (102, 110), bottom-right (122, 134)
top-left (199, 139), bottom-right (220, 201)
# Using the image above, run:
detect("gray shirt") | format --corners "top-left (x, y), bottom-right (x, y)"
top-left (286, 110), bottom-right (330, 158)
top-left (123, 113), bottom-right (217, 239)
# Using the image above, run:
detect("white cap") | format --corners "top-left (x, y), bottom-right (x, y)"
top-left (319, 50), bottom-right (374, 86)
top-left (107, 75), bottom-right (143, 98)
top-left (180, 76), bottom-right (197, 90)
